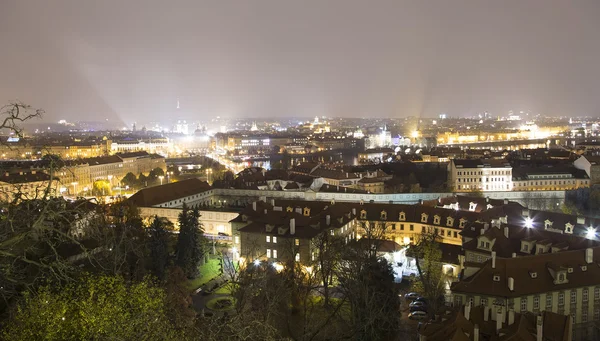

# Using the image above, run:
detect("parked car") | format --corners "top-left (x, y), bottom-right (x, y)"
top-left (410, 305), bottom-right (428, 313)
top-left (414, 297), bottom-right (428, 303)
top-left (409, 301), bottom-right (427, 309)
top-left (404, 292), bottom-right (420, 300)
top-left (408, 311), bottom-right (428, 320)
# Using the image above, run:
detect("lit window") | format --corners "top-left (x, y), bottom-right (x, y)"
top-left (273, 236), bottom-right (277, 244)
top-left (295, 253), bottom-right (300, 261)
top-left (267, 249), bottom-right (271, 258)
top-left (234, 236), bottom-right (239, 244)
top-left (273, 249), bottom-right (277, 259)
top-left (295, 238), bottom-right (299, 246)
top-left (571, 291), bottom-right (577, 304)
top-left (266, 236), bottom-right (271, 243)
top-left (521, 298), bottom-right (527, 312)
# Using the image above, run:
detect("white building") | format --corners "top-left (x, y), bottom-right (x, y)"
top-left (448, 159), bottom-right (513, 192)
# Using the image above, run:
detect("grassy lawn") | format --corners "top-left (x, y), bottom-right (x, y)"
top-left (186, 258), bottom-right (220, 291)
top-left (214, 285), bottom-right (231, 295)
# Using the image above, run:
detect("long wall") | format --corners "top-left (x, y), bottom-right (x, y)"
top-left (210, 188), bottom-right (565, 209)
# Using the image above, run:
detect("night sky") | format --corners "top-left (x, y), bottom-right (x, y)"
top-left (1, 0), bottom-right (599, 123)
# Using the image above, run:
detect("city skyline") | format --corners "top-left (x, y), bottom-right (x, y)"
top-left (1, 0), bottom-right (600, 123)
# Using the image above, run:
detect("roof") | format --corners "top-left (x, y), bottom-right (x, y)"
top-left (453, 159), bottom-right (511, 169)
top-left (452, 246), bottom-right (600, 298)
top-left (0, 171), bottom-right (53, 184)
top-left (419, 305), bottom-right (571, 341)
top-left (82, 155), bottom-right (123, 166)
top-left (237, 200), bottom-right (355, 239)
top-left (116, 151), bottom-right (150, 159)
top-left (126, 179), bottom-right (211, 207)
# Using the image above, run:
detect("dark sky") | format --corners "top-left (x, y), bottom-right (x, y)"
top-left (1, 0), bottom-right (599, 124)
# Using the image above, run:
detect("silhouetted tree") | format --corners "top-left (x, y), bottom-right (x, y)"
top-left (148, 216), bottom-right (172, 281)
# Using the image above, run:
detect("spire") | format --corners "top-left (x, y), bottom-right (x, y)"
top-left (176, 98), bottom-right (180, 109)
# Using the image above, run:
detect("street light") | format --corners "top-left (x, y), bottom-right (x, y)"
top-left (158, 175), bottom-right (164, 185)
top-left (71, 182), bottom-right (78, 196)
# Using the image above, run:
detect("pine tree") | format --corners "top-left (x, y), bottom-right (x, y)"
top-left (175, 205), bottom-right (205, 278)
top-left (148, 216), bottom-right (171, 281)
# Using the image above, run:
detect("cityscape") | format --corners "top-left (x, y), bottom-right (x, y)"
top-left (1, 1), bottom-right (600, 340)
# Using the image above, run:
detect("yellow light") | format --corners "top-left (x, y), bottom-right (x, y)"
top-left (304, 266), bottom-right (313, 274)
top-left (273, 262), bottom-right (284, 272)
top-left (403, 237), bottom-right (411, 245)
top-left (411, 131), bottom-right (419, 138)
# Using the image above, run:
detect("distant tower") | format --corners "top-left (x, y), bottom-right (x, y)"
top-left (132, 122), bottom-right (137, 132)
top-left (177, 98), bottom-right (180, 110)
top-left (250, 121), bottom-right (258, 131)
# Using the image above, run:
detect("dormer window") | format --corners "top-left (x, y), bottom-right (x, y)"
top-left (581, 265), bottom-right (588, 272)
top-left (380, 210), bottom-right (387, 220)
top-left (360, 210), bottom-right (367, 219)
top-left (521, 241), bottom-right (530, 253)
top-left (493, 275), bottom-right (501, 282)
top-left (558, 273), bottom-right (566, 282)
top-left (487, 204), bottom-right (493, 210)
top-left (421, 213), bottom-right (428, 223)
top-left (399, 211), bottom-right (406, 221)
top-left (568, 267), bottom-right (574, 273)
top-left (479, 240), bottom-right (491, 250)
top-left (500, 216), bottom-right (508, 224)
top-left (544, 220), bottom-right (553, 229)
top-left (303, 207), bottom-right (310, 216)
top-left (446, 217), bottom-right (454, 227)
top-left (530, 271), bottom-right (538, 278)
top-left (433, 215), bottom-right (440, 225)
top-left (469, 202), bottom-right (477, 212)
top-left (459, 218), bottom-right (467, 228)
top-left (286, 206), bottom-right (293, 212)
top-left (565, 223), bottom-right (573, 234)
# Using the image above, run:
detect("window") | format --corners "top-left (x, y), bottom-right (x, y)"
top-left (595, 287), bottom-right (600, 300)
top-left (234, 236), bottom-right (240, 244)
top-left (295, 253), bottom-right (300, 261)
top-left (558, 292), bottom-right (564, 306)
top-left (273, 249), bottom-right (278, 259)
top-left (558, 273), bottom-right (565, 282)
top-left (493, 275), bottom-right (500, 282)
top-left (391, 223), bottom-right (396, 230)
top-left (267, 249), bottom-right (271, 258)
top-left (481, 298), bottom-right (488, 306)
top-left (273, 236), bottom-right (277, 244)
top-left (454, 295), bottom-right (463, 306)
top-left (571, 291), bottom-right (577, 304)
top-left (421, 213), bottom-right (428, 223)
top-left (295, 238), bottom-right (300, 246)
top-left (330, 230), bottom-right (334, 236)
top-left (584, 288), bottom-right (589, 302)
top-left (399, 212), bottom-right (406, 221)
top-left (266, 236), bottom-right (271, 243)
top-left (583, 310), bottom-right (588, 323)
top-left (546, 294), bottom-right (552, 309)
top-left (595, 308), bottom-right (600, 321)
top-left (434, 215), bottom-right (440, 225)
top-left (360, 210), bottom-right (367, 219)
top-left (521, 298), bottom-right (527, 312)
top-left (533, 296), bottom-right (539, 310)
top-left (400, 224), bottom-right (404, 230)
top-left (410, 225), bottom-right (414, 231)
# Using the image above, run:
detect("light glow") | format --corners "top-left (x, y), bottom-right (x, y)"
top-left (587, 227), bottom-right (596, 239)
top-left (525, 217), bottom-right (533, 228)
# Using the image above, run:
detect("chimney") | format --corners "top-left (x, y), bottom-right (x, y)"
top-left (271, 199), bottom-right (275, 206)
top-left (586, 248), bottom-right (593, 264)
top-left (492, 251), bottom-right (496, 269)
top-left (419, 199), bottom-right (423, 205)
top-left (352, 208), bottom-right (356, 216)
top-left (504, 226), bottom-right (509, 238)
top-left (345, 172), bottom-right (348, 178)
top-left (290, 218), bottom-right (296, 235)
top-left (496, 310), bottom-right (503, 332)
top-left (326, 215), bottom-right (331, 226)
top-left (508, 309), bottom-right (515, 325)
top-left (464, 303), bottom-right (471, 320)
top-left (473, 324), bottom-right (480, 341)
top-left (484, 307), bottom-right (490, 321)
top-left (484, 222), bottom-right (490, 230)
top-left (504, 198), bottom-right (509, 205)
top-left (252, 202), bottom-right (257, 211)
top-left (536, 315), bottom-right (543, 341)
top-left (264, 209), bottom-right (267, 215)
top-left (512, 252), bottom-right (517, 258)
top-left (508, 277), bottom-right (514, 291)
top-left (480, 228), bottom-right (485, 235)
